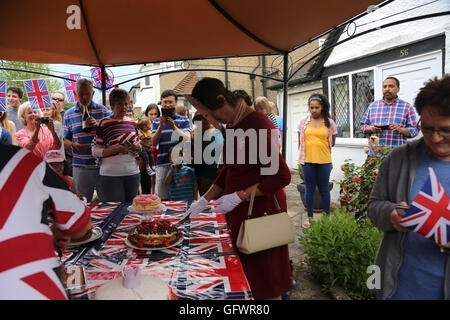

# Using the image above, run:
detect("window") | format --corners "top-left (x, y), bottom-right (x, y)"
top-left (144, 76), bottom-right (150, 86)
top-left (329, 69), bottom-right (374, 138)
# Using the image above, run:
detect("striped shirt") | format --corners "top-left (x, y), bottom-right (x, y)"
top-left (360, 98), bottom-right (419, 152)
top-left (0, 145), bottom-right (91, 299)
top-left (152, 114), bottom-right (191, 166)
top-left (168, 165), bottom-right (196, 202)
top-left (63, 102), bottom-right (112, 169)
top-left (91, 117), bottom-right (140, 176)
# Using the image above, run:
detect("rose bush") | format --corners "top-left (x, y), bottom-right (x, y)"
top-left (335, 146), bottom-right (391, 217)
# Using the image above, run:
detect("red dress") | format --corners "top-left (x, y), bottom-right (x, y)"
top-left (214, 112), bottom-right (291, 299)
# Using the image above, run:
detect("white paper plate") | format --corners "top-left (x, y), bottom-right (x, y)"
top-left (68, 227), bottom-right (103, 247)
top-left (127, 204), bottom-right (167, 214)
top-left (124, 235), bottom-right (183, 251)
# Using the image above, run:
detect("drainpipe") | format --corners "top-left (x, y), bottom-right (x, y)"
top-left (261, 56), bottom-right (267, 97)
top-left (250, 56), bottom-right (261, 101)
top-left (224, 58), bottom-right (229, 89)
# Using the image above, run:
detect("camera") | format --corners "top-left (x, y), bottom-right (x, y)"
top-left (161, 107), bottom-right (175, 119)
top-left (40, 116), bottom-right (49, 124)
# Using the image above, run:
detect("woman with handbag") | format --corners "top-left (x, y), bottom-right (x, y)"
top-left (185, 78), bottom-right (292, 300)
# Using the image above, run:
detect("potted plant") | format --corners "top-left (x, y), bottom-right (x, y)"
top-left (297, 164), bottom-right (333, 213)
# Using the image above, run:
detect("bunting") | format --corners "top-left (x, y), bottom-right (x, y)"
top-left (23, 79), bottom-right (51, 110)
top-left (0, 80), bottom-right (6, 111)
top-left (63, 73), bottom-right (80, 103)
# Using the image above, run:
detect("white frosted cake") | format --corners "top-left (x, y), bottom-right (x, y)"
top-left (94, 275), bottom-right (173, 300)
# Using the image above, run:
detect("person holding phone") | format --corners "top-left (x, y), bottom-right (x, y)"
top-left (151, 90), bottom-right (191, 200)
top-left (368, 75), bottom-right (450, 300)
top-left (360, 77), bottom-right (419, 156)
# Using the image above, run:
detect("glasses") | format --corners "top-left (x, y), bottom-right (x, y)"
top-left (417, 119), bottom-right (450, 138)
top-left (52, 97), bottom-right (64, 102)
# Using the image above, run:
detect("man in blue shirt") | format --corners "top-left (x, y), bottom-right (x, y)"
top-left (63, 79), bottom-right (112, 202)
top-left (152, 90), bottom-right (191, 200)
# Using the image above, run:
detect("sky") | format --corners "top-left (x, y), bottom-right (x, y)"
top-left (50, 63), bottom-right (141, 102)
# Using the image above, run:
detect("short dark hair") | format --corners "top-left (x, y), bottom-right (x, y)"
top-left (414, 75), bottom-right (450, 116)
top-left (109, 88), bottom-right (129, 106)
top-left (192, 78), bottom-right (237, 111)
top-left (385, 76), bottom-right (400, 88)
top-left (161, 89), bottom-right (178, 101)
top-left (7, 86), bottom-right (23, 99)
top-left (233, 89), bottom-right (252, 106)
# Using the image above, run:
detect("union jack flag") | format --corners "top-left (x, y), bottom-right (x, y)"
top-left (0, 80), bottom-right (6, 111)
top-left (23, 79), bottom-right (51, 110)
top-left (400, 167), bottom-right (450, 246)
top-left (63, 73), bottom-right (80, 103)
top-left (90, 67), bottom-right (114, 92)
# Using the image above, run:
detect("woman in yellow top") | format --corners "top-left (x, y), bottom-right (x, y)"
top-left (297, 94), bottom-right (337, 228)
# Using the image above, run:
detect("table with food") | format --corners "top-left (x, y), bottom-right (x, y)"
top-left (60, 195), bottom-right (252, 300)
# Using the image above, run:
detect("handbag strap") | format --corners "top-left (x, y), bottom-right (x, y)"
top-left (247, 185), bottom-right (282, 218)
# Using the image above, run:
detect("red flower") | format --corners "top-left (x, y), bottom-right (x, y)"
top-left (353, 176), bottom-right (361, 183)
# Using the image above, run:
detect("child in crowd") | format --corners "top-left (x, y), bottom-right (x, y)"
top-left (137, 118), bottom-right (156, 176)
top-left (44, 150), bottom-right (76, 193)
top-left (164, 147), bottom-right (197, 203)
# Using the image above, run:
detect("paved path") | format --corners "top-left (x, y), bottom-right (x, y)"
top-left (286, 170), bottom-right (330, 300)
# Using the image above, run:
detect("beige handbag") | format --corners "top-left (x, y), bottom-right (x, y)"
top-left (236, 186), bottom-right (295, 254)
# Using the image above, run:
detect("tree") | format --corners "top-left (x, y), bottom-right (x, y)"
top-left (0, 60), bottom-right (62, 102)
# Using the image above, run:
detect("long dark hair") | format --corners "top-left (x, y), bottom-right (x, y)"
top-left (144, 103), bottom-right (160, 117)
top-left (308, 93), bottom-right (331, 128)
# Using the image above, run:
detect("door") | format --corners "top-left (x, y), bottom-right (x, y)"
top-left (377, 50), bottom-right (442, 104)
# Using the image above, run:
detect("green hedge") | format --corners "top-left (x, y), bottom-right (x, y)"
top-left (300, 208), bottom-right (382, 298)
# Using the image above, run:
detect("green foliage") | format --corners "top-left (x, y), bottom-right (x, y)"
top-left (300, 208), bottom-right (382, 298)
top-left (297, 164), bottom-right (304, 181)
top-left (334, 146), bottom-right (391, 217)
top-left (0, 60), bottom-right (61, 101)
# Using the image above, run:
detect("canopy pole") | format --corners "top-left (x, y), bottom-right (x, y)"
top-left (281, 53), bottom-right (288, 159)
top-left (101, 65), bottom-right (106, 106)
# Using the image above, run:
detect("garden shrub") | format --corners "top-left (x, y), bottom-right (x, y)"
top-left (300, 208), bottom-right (382, 298)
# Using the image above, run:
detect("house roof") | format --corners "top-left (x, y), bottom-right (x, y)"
top-left (173, 71), bottom-right (200, 95)
top-left (0, 0), bottom-right (386, 66)
top-left (267, 26), bottom-right (344, 90)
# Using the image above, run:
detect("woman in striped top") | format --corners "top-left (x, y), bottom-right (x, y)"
top-left (254, 96), bottom-right (278, 129)
top-left (91, 88), bottom-right (142, 202)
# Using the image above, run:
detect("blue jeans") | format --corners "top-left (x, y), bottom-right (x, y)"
top-left (302, 163), bottom-right (332, 218)
top-left (100, 174), bottom-right (140, 203)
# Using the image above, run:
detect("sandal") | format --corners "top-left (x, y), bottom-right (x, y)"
top-left (302, 220), bottom-right (311, 229)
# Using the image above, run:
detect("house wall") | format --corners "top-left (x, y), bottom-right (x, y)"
top-left (282, 0), bottom-right (450, 203)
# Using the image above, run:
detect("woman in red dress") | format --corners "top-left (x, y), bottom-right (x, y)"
top-left (186, 78), bottom-right (291, 299)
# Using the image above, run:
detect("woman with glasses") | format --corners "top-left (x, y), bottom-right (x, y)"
top-left (0, 107), bottom-right (17, 145)
top-left (368, 74), bottom-right (450, 300)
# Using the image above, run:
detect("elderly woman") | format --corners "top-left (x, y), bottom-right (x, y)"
top-left (185, 78), bottom-right (292, 300)
top-left (15, 102), bottom-right (61, 159)
top-left (91, 88), bottom-right (142, 202)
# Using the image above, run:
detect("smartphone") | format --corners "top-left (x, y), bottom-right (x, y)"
top-left (395, 204), bottom-right (410, 210)
top-left (161, 107), bottom-right (175, 119)
top-left (376, 125), bottom-right (390, 130)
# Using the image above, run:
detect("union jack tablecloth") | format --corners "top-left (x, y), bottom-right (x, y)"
top-left (65, 201), bottom-right (252, 300)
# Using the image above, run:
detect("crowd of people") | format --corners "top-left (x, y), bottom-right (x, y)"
top-left (1, 73), bottom-right (449, 300)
